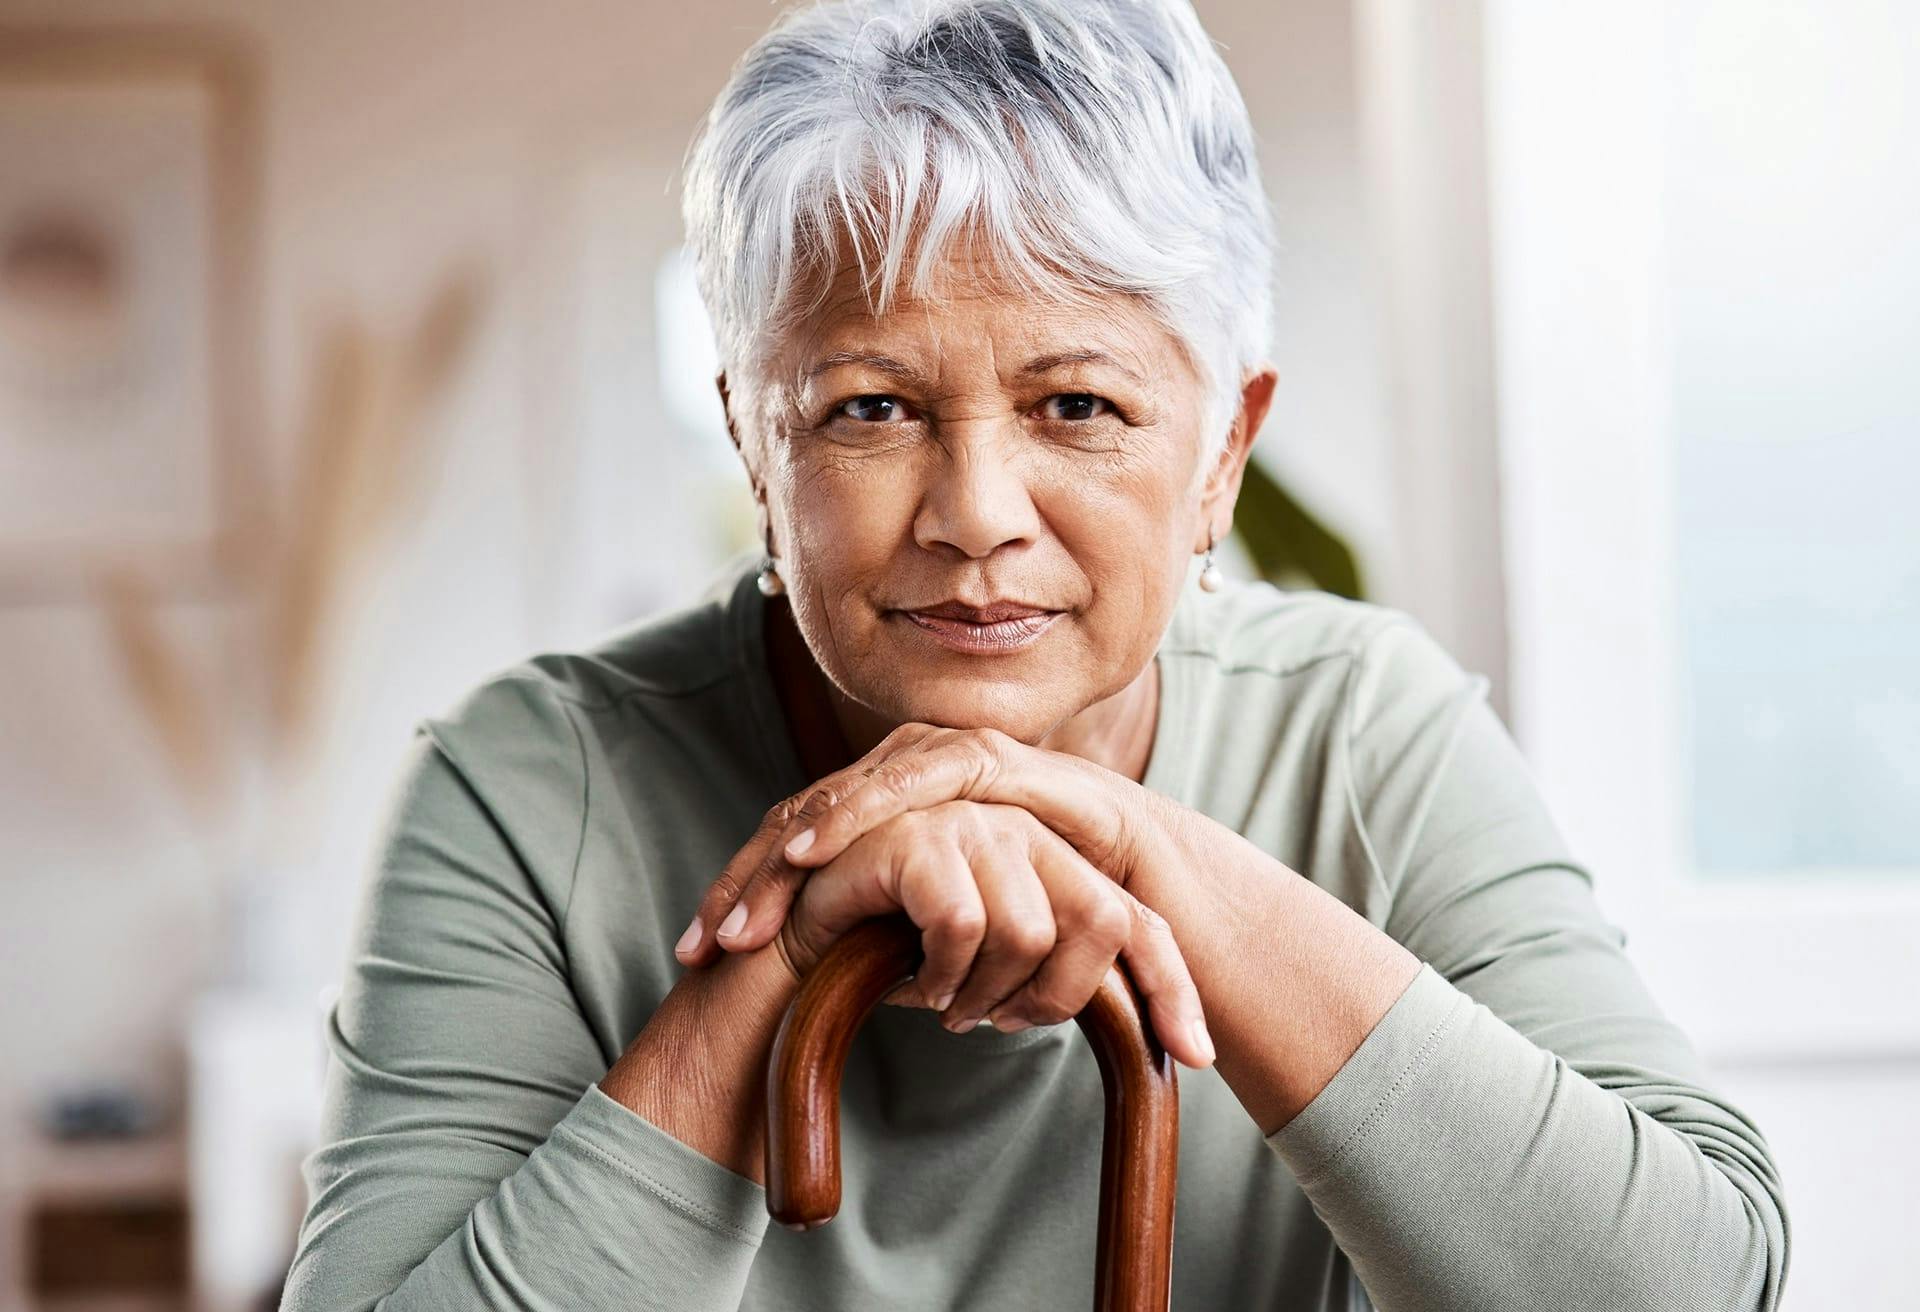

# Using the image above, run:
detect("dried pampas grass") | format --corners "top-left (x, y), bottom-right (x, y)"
top-left (96, 264), bottom-right (484, 826)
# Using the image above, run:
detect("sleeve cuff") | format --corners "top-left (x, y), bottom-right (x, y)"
top-left (1264, 963), bottom-right (1470, 1188)
top-left (550, 1082), bottom-right (773, 1249)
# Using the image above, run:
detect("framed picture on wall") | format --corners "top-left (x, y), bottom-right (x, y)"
top-left (0, 29), bottom-right (260, 601)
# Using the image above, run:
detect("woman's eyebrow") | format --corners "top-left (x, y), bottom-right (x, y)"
top-left (804, 351), bottom-right (927, 383)
top-left (1019, 350), bottom-right (1143, 383)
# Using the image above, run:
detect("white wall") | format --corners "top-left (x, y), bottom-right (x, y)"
top-left (1482, 2), bottom-right (1920, 1305)
top-left (1714, 1059), bottom-right (1920, 1308)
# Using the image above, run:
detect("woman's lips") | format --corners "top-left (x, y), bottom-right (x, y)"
top-left (899, 608), bottom-right (1062, 653)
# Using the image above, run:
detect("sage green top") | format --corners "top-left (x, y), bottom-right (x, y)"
top-left (282, 546), bottom-right (1788, 1311)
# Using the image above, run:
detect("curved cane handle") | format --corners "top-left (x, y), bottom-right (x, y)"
top-left (764, 913), bottom-right (1180, 1312)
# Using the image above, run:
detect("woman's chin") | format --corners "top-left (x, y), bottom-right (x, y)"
top-left (870, 684), bottom-right (1056, 743)
top-left (845, 612), bottom-right (1083, 736)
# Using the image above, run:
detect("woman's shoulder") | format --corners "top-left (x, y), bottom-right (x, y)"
top-left (418, 564), bottom-right (753, 795)
top-left (441, 564), bottom-right (749, 722)
top-left (1178, 574), bottom-right (1453, 688)
top-left (1172, 575), bottom-right (1491, 773)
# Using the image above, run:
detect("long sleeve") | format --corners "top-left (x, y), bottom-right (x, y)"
top-left (1264, 617), bottom-right (1790, 1311)
top-left (280, 677), bottom-right (772, 1311)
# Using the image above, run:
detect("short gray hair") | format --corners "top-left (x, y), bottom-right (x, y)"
top-left (679, 0), bottom-right (1276, 459)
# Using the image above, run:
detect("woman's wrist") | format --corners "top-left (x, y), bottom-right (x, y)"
top-left (1129, 799), bottom-right (1420, 1133)
top-left (599, 941), bottom-right (803, 1184)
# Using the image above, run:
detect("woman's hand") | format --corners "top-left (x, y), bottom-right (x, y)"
top-left (675, 723), bottom-right (953, 970)
top-left (682, 723), bottom-right (1190, 963)
top-left (673, 723), bottom-right (1213, 1065)
top-left (768, 796), bottom-right (1215, 1067)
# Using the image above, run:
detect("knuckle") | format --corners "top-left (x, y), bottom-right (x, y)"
top-left (927, 800), bottom-right (979, 836)
top-left (890, 804), bottom-right (932, 838)
top-left (1130, 899), bottom-right (1171, 939)
top-left (705, 868), bottom-right (749, 906)
top-left (740, 866), bottom-right (798, 909)
top-left (1010, 807), bottom-right (1050, 841)
top-left (793, 786), bottom-right (839, 823)
top-left (867, 760), bottom-right (914, 800)
top-left (1089, 891), bottom-right (1134, 944)
top-left (929, 900), bottom-right (988, 944)
top-left (1027, 995), bottom-right (1076, 1026)
top-left (752, 840), bottom-right (800, 883)
top-left (969, 728), bottom-right (1010, 774)
top-left (990, 824), bottom-right (1034, 861)
top-left (881, 722), bottom-right (925, 749)
top-left (965, 725), bottom-right (1002, 754)
top-left (1000, 916), bottom-right (1057, 961)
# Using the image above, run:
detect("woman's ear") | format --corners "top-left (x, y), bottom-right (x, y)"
top-left (716, 371), bottom-right (741, 454)
top-left (719, 370), bottom-right (780, 553)
top-left (1236, 365), bottom-right (1278, 453)
top-left (1196, 365), bottom-right (1278, 547)
top-left (717, 370), bottom-right (763, 493)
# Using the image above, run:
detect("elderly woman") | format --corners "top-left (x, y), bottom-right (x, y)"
top-left (284, 1), bottom-right (1788, 1309)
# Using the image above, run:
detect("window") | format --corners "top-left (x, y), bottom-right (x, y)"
top-left (1664, 1), bottom-right (1920, 876)
top-left (1484, 0), bottom-right (1920, 1060)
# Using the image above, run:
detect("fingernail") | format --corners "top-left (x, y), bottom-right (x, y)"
top-left (1188, 1020), bottom-right (1216, 1065)
top-left (991, 1015), bottom-right (1032, 1033)
top-left (784, 828), bottom-right (815, 858)
top-left (932, 990), bottom-right (956, 1011)
top-left (674, 916), bottom-right (703, 957)
top-left (947, 1015), bottom-right (980, 1034)
top-left (718, 903), bottom-right (749, 940)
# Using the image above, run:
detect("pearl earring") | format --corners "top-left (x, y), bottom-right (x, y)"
top-left (756, 550), bottom-right (786, 597)
top-left (1197, 527), bottom-right (1223, 593)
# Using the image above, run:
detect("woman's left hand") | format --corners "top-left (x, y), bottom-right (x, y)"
top-left (680, 721), bottom-right (1196, 975)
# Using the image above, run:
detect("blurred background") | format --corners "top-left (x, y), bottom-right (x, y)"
top-left (0, 0), bottom-right (1913, 1307)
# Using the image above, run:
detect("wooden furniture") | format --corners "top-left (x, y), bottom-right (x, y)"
top-left (764, 914), bottom-right (1181, 1312)
top-left (2, 1123), bottom-right (189, 1311)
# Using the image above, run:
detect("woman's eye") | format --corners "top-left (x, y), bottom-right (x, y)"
top-left (1039, 393), bottom-right (1114, 422)
top-left (836, 394), bottom-right (912, 423)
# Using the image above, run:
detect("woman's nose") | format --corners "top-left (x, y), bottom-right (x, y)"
top-left (911, 428), bottom-right (1042, 559)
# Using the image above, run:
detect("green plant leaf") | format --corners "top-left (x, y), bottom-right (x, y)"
top-left (1232, 455), bottom-right (1366, 599)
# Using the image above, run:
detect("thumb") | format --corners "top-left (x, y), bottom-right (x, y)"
top-left (776, 913), bottom-right (925, 1007)
top-left (779, 835), bottom-right (912, 970)
top-left (775, 881), bottom-right (839, 979)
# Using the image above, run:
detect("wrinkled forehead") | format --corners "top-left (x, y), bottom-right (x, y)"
top-left (758, 223), bottom-right (1185, 394)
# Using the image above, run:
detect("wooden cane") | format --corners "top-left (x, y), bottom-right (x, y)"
top-left (764, 913), bottom-right (1180, 1311)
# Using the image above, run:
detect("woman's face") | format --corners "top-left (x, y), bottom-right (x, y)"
top-left (726, 244), bottom-right (1266, 748)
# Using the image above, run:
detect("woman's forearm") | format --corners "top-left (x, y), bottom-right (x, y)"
top-left (1132, 794), bottom-right (1420, 1135)
top-left (599, 940), bottom-right (803, 1185)
top-left (1135, 795), bottom-right (1785, 1310)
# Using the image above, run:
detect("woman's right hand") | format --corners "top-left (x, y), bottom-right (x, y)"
top-left (771, 797), bottom-right (1215, 1068)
